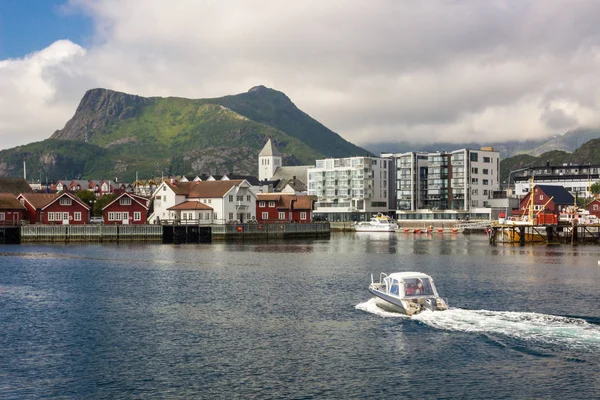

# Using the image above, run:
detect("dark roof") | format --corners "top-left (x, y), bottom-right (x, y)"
top-left (276, 178), bottom-right (307, 192)
top-left (225, 174), bottom-right (261, 185)
top-left (0, 178), bottom-right (34, 195)
top-left (168, 201), bottom-right (213, 211)
top-left (536, 185), bottom-right (575, 205)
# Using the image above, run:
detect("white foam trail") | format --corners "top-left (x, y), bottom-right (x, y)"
top-left (355, 298), bottom-right (409, 319)
top-left (356, 298), bottom-right (600, 349)
top-left (415, 309), bottom-right (600, 349)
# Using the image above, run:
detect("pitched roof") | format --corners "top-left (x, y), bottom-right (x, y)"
top-left (0, 193), bottom-right (26, 209)
top-left (42, 192), bottom-right (91, 210)
top-left (168, 201), bottom-right (214, 211)
top-left (271, 166), bottom-right (309, 183)
top-left (256, 194), bottom-right (316, 210)
top-left (102, 192), bottom-right (150, 210)
top-left (166, 180), bottom-right (246, 198)
top-left (536, 185), bottom-right (575, 205)
top-left (258, 138), bottom-right (282, 157)
top-left (225, 174), bottom-right (261, 185)
top-left (0, 178), bottom-right (33, 195)
top-left (19, 193), bottom-right (60, 209)
top-left (69, 180), bottom-right (89, 188)
top-left (277, 178), bottom-right (307, 192)
top-left (293, 195), bottom-right (317, 210)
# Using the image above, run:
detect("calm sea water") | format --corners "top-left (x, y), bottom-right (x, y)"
top-left (1, 233), bottom-right (600, 399)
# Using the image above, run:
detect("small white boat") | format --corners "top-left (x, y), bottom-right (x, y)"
top-left (368, 272), bottom-right (448, 315)
top-left (354, 213), bottom-right (396, 232)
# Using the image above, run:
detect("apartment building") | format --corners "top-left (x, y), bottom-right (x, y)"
top-left (512, 163), bottom-right (600, 198)
top-left (389, 148), bottom-right (500, 220)
top-left (307, 157), bottom-right (390, 221)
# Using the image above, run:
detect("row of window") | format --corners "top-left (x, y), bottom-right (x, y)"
top-left (258, 201), bottom-right (276, 208)
top-left (107, 212), bottom-right (142, 221)
top-left (228, 195), bottom-right (252, 202)
top-left (228, 212), bottom-right (253, 220)
top-left (261, 212), bottom-right (308, 220)
top-left (48, 212), bottom-right (82, 221)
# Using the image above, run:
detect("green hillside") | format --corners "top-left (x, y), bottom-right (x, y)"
top-left (0, 86), bottom-right (373, 181)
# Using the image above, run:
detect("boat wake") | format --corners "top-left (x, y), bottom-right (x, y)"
top-left (356, 299), bottom-right (600, 350)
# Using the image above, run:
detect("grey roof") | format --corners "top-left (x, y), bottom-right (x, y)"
top-left (271, 166), bottom-right (310, 183)
top-left (258, 138), bottom-right (282, 157)
top-left (70, 180), bottom-right (89, 188)
top-left (276, 178), bottom-right (307, 192)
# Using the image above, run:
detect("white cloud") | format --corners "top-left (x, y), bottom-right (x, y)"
top-left (3, 0), bottom-right (600, 149)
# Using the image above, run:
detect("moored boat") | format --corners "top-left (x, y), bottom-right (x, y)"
top-left (354, 213), bottom-right (396, 232)
top-left (368, 272), bottom-right (448, 315)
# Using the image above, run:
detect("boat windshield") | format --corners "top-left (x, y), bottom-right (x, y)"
top-left (403, 278), bottom-right (434, 297)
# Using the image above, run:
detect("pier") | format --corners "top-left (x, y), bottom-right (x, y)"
top-left (488, 222), bottom-right (600, 245)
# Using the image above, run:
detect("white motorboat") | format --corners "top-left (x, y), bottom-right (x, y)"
top-left (368, 272), bottom-right (448, 315)
top-left (354, 213), bottom-right (396, 232)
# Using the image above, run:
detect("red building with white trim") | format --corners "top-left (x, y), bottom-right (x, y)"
top-left (256, 194), bottom-right (316, 223)
top-left (102, 192), bottom-right (150, 224)
top-left (0, 193), bottom-right (26, 225)
top-left (18, 192), bottom-right (91, 225)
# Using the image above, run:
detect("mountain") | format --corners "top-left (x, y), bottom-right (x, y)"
top-left (0, 86), bottom-right (371, 181)
top-left (499, 138), bottom-right (600, 182)
top-left (365, 128), bottom-right (600, 160)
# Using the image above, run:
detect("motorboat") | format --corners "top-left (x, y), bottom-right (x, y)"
top-left (368, 272), bottom-right (448, 315)
top-left (354, 213), bottom-right (396, 232)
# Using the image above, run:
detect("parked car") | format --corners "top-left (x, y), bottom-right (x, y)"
top-left (90, 217), bottom-right (103, 224)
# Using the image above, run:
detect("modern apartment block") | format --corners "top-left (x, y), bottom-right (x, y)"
top-left (389, 148), bottom-right (500, 219)
top-left (307, 157), bottom-right (390, 221)
top-left (512, 163), bottom-right (600, 199)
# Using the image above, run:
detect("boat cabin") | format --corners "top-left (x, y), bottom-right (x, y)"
top-left (384, 272), bottom-right (438, 298)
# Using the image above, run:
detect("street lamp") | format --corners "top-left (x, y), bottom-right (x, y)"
top-left (504, 167), bottom-right (531, 220)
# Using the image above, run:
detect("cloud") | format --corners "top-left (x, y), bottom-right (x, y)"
top-left (3, 0), bottom-right (600, 149)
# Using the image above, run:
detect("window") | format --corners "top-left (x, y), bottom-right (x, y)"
top-left (236, 195), bottom-right (243, 201)
top-left (115, 212), bottom-right (122, 221)
top-left (59, 197), bottom-right (72, 206)
top-left (300, 212), bottom-right (307, 220)
top-left (162, 186), bottom-right (166, 191)
top-left (74, 212), bottom-right (81, 221)
top-left (483, 179), bottom-right (489, 185)
top-left (539, 195), bottom-right (544, 201)
top-left (120, 197), bottom-right (132, 206)
top-left (199, 213), bottom-right (203, 220)
top-left (259, 201), bottom-right (265, 207)
top-left (470, 152), bottom-right (478, 162)
top-left (48, 212), bottom-right (55, 221)
top-left (471, 167), bottom-right (478, 174)
top-left (63, 212), bottom-right (69, 221)
top-left (471, 178), bottom-right (478, 184)
top-left (269, 201), bottom-right (275, 208)
top-left (108, 212), bottom-right (115, 221)
top-left (278, 212), bottom-right (285, 219)
top-left (229, 212), bottom-right (234, 220)
top-left (228, 195), bottom-right (233, 202)
top-left (247, 213), bottom-right (252, 220)
top-left (483, 157), bottom-right (491, 163)
top-left (214, 213), bottom-right (217, 219)
top-left (262, 212), bottom-right (269, 219)
top-left (483, 169), bottom-right (489, 175)
top-left (594, 204), bottom-right (599, 211)
top-left (246, 195), bottom-right (251, 202)
top-left (134, 212), bottom-right (141, 221)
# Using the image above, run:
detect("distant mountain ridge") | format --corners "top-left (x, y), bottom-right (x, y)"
top-left (0, 86), bottom-right (371, 181)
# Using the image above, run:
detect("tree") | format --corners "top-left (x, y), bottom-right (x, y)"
top-left (93, 194), bottom-right (116, 217)
top-left (76, 190), bottom-right (96, 208)
top-left (590, 181), bottom-right (600, 195)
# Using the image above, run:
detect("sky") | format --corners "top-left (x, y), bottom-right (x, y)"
top-left (1, 0), bottom-right (600, 150)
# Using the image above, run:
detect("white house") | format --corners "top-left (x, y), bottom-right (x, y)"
top-left (149, 179), bottom-right (256, 224)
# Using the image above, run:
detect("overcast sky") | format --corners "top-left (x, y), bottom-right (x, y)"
top-left (2, 0), bottom-right (600, 150)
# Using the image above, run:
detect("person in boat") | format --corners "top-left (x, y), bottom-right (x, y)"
top-left (415, 281), bottom-right (425, 294)
top-left (405, 283), bottom-right (415, 296)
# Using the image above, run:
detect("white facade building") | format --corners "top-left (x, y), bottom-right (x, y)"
top-left (149, 179), bottom-right (256, 224)
top-left (307, 157), bottom-right (390, 221)
top-left (258, 138), bottom-right (283, 181)
top-left (513, 163), bottom-right (600, 198)
top-left (390, 148), bottom-right (500, 220)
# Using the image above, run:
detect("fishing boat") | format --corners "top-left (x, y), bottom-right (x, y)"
top-left (368, 272), bottom-right (448, 315)
top-left (354, 213), bottom-right (396, 232)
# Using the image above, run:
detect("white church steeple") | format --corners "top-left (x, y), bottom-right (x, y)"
top-left (258, 138), bottom-right (282, 181)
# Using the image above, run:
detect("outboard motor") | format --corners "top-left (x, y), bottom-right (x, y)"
top-left (424, 298), bottom-right (437, 312)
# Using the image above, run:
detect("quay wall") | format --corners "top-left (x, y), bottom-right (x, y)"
top-left (21, 225), bottom-right (163, 243)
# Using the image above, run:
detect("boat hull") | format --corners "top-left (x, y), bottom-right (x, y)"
top-left (368, 287), bottom-right (447, 316)
top-left (355, 225), bottom-right (396, 232)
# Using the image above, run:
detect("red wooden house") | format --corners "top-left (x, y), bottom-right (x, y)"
top-left (587, 198), bottom-right (600, 218)
top-left (0, 193), bottom-right (26, 225)
top-left (102, 192), bottom-right (150, 224)
top-left (516, 185), bottom-right (574, 220)
top-left (18, 192), bottom-right (91, 225)
top-left (256, 194), bottom-right (316, 223)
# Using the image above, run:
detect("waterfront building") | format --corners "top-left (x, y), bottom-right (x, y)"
top-left (388, 148), bottom-right (500, 220)
top-left (17, 192), bottom-right (91, 225)
top-left (256, 194), bottom-right (317, 223)
top-left (149, 179), bottom-right (256, 224)
top-left (307, 156), bottom-right (390, 221)
top-left (513, 163), bottom-right (600, 198)
top-left (0, 193), bottom-right (26, 225)
top-left (588, 198), bottom-right (600, 218)
top-left (516, 185), bottom-right (574, 219)
top-left (102, 192), bottom-right (150, 225)
top-left (257, 139), bottom-right (312, 194)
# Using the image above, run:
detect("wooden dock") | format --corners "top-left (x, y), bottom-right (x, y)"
top-left (488, 223), bottom-right (600, 245)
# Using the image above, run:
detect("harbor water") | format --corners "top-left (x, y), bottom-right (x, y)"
top-left (1, 233), bottom-right (600, 398)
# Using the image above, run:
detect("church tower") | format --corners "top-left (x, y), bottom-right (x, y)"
top-left (258, 138), bottom-right (282, 181)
